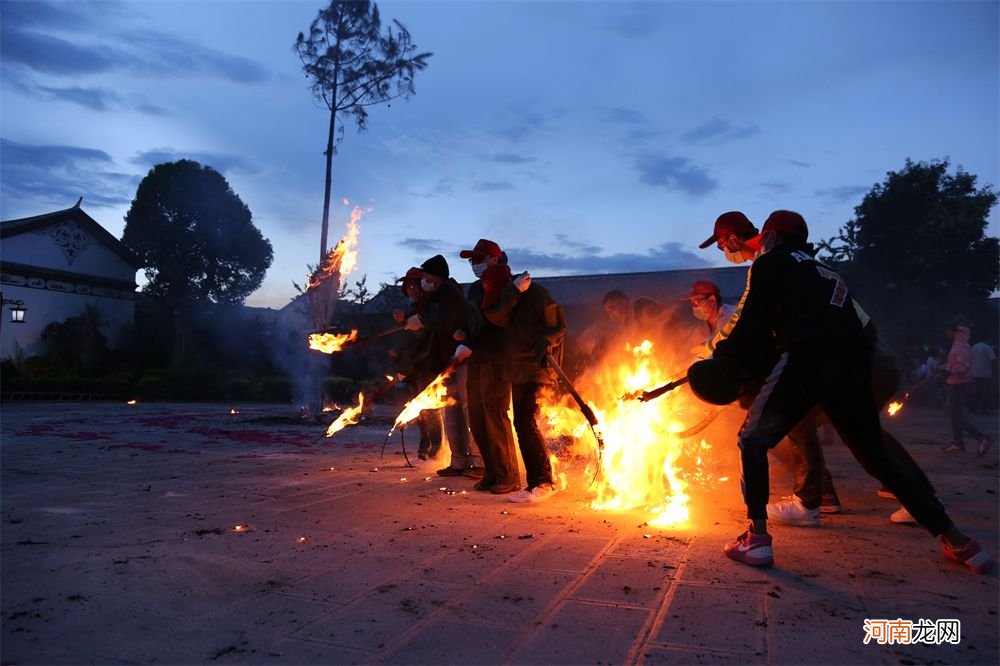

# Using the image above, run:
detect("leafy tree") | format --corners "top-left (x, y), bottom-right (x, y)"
top-left (39, 304), bottom-right (109, 373)
top-left (295, 0), bottom-right (431, 265)
top-left (819, 158), bottom-right (998, 350)
top-left (122, 159), bottom-right (274, 307)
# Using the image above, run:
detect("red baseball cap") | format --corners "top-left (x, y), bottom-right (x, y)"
top-left (698, 211), bottom-right (758, 249)
top-left (745, 210), bottom-right (808, 250)
top-left (459, 238), bottom-right (502, 260)
top-left (680, 280), bottom-right (721, 301)
top-left (397, 266), bottom-right (423, 282)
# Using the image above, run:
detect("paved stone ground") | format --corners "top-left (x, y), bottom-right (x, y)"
top-left (1, 400), bottom-right (997, 665)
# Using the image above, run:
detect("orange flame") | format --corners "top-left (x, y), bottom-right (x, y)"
top-left (309, 330), bottom-right (359, 353)
top-left (325, 392), bottom-right (365, 437)
top-left (887, 401), bottom-right (903, 416)
top-left (391, 369), bottom-right (455, 434)
top-left (540, 339), bottom-right (723, 527)
top-left (307, 206), bottom-right (364, 290)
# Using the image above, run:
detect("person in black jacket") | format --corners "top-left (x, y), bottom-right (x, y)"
top-left (390, 266), bottom-right (437, 460)
top-left (456, 239), bottom-right (520, 494)
top-left (483, 266), bottom-right (566, 503)
top-left (706, 210), bottom-right (994, 574)
top-left (398, 255), bottom-right (483, 477)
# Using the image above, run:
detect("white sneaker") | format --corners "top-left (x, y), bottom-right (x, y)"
top-left (766, 495), bottom-right (820, 526)
top-left (890, 506), bottom-right (917, 525)
top-left (508, 484), bottom-right (557, 503)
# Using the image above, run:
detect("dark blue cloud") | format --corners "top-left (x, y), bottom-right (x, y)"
top-left (472, 181), bottom-right (515, 192)
top-left (0, 1), bottom-right (267, 86)
top-left (815, 185), bottom-right (869, 203)
top-left (633, 154), bottom-right (717, 196)
top-left (681, 117), bottom-right (759, 144)
top-left (761, 181), bottom-right (794, 195)
top-left (601, 107), bottom-right (649, 125)
top-left (130, 149), bottom-right (258, 176)
top-left (0, 27), bottom-right (117, 75)
top-left (553, 233), bottom-right (602, 255)
top-left (406, 178), bottom-right (456, 199)
top-left (490, 152), bottom-right (535, 164)
top-left (36, 84), bottom-right (123, 111)
top-left (505, 241), bottom-right (711, 274)
top-left (395, 237), bottom-right (446, 254)
top-left (0, 138), bottom-right (136, 211)
top-left (491, 108), bottom-right (562, 142)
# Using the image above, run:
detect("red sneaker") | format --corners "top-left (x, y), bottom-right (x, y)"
top-left (724, 527), bottom-right (774, 567)
top-left (942, 538), bottom-right (996, 574)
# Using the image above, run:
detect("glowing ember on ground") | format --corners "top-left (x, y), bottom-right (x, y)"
top-left (887, 401), bottom-right (904, 416)
top-left (229, 408), bottom-right (239, 415)
top-left (309, 330), bottom-right (360, 354)
top-left (296, 536), bottom-right (309, 544)
top-left (325, 393), bottom-right (365, 437)
top-left (126, 400), bottom-right (137, 405)
top-left (233, 524), bottom-right (248, 533)
top-left (540, 339), bottom-right (723, 527)
top-left (389, 369), bottom-right (455, 434)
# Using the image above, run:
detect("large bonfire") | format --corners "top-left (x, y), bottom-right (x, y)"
top-left (539, 332), bottom-right (731, 527)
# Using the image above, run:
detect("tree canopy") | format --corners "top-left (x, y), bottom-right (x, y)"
top-left (819, 158), bottom-right (998, 350)
top-left (122, 159), bottom-right (274, 307)
top-left (295, 0), bottom-right (431, 265)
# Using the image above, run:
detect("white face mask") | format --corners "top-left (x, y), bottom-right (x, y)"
top-left (471, 262), bottom-right (488, 278)
top-left (758, 232), bottom-right (778, 255)
top-left (692, 305), bottom-right (711, 321)
top-left (723, 247), bottom-right (745, 264)
top-left (420, 278), bottom-right (437, 292)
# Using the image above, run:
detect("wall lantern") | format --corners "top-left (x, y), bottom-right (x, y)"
top-left (1, 292), bottom-right (27, 324)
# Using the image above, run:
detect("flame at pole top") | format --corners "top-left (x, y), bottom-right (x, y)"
top-left (309, 330), bottom-right (360, 354)
top-left (887, 400), bottom-right (903, 416)
top-left (325, 392), bottom-right (365, 437)
top-left (306, 204), bottom-right (367, 329)
top-left (390, 368), bottom-right (456, 435)
top-left (308, 205), bottom-right (364, 290)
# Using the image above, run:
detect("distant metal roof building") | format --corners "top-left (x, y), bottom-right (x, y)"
top-left (532, 265), bottom-right (749, 307)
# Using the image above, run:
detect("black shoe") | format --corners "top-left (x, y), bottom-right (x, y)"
top-left (436, 466), bottom-right (465, 477)
top-left (462, 466), bottom-right (485, 480)
top-left (490, 482), bottom-right (521, 495)
top-left (473, 479), bottom-right (495, 492)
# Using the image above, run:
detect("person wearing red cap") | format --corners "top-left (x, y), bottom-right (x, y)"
top-left (398, 255), bottom-right (484, 477)
top-left (390, 267), bottom-right (439, 460)
top-left (708, 210), bottom-right (994, 574)
top-left (482, 267), bottom-right (566, 503)
top-left (681, 280), bottom-right (735, 359)
top-left (456, 239), bottom-right (521, 494)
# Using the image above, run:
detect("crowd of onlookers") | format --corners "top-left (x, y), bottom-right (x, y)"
top-left (903, 337), bottom-right (998, 413)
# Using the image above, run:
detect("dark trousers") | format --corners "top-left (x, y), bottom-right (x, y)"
top-left (738, 347), bottom-right (951, 535)
top-left (467, 359), bottom-right (518, 485)
top-left (410, 375), bottom-right (442, 458)
top-left (511, 382), bottom-right (554, 489)
top-left (973, 377), bottom-right (994, 413)
top-left (946, 382), bottom-right (983, 446)
top-left (770, 365), bottom-right (935, 507)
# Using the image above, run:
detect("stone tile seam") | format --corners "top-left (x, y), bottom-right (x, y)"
top-left (625, 537), bottom-right (696, 665)
top-left (500, 532), bottom-right (624, 664)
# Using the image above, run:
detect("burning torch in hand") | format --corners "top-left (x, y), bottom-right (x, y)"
top-left (308, 324), bottom-right (405, 354)
top-left (622, 375), bottom-right (690, 402)
top-left (544, 352), bottom-right (605, 487)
